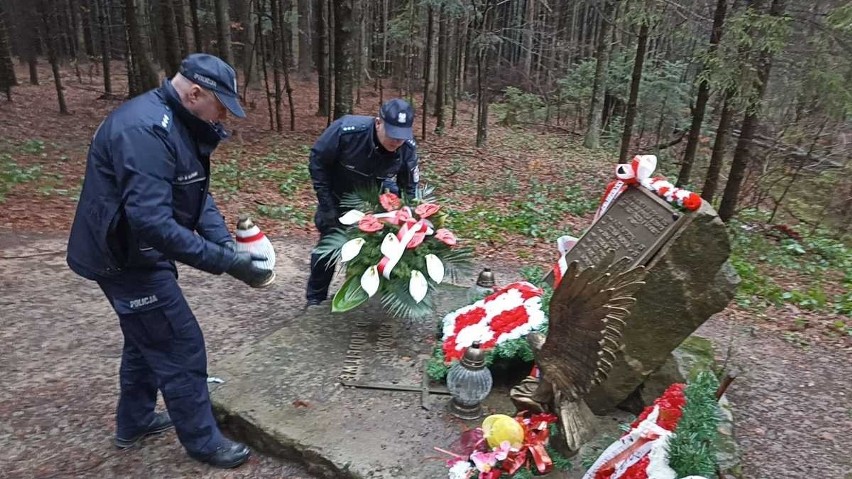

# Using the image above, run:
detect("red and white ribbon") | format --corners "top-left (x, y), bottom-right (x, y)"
top-left (594, 155), bottom-right (658, 222)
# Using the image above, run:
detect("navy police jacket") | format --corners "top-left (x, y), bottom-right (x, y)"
top-left (67, 80), bottom-right (235, 281)
top-left (309, 115), bottom-right (419, 215)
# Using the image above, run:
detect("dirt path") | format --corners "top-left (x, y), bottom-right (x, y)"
top-left (1, 231), bottom-right (850, 478)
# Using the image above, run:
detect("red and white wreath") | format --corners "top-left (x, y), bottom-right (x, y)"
top-left (440, 282), bottom-right (546, 363)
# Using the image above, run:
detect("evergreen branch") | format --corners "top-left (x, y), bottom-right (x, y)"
top-left (668, 371), bottom-right (721, 477)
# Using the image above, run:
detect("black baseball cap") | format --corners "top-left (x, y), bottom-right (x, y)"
top-left (179, 53), bottom-right (246, 118)
top-left (379, 98), bottom-right (414, 140)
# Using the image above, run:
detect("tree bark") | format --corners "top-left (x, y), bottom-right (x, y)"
top-left (243, 0), bottom-right (258, 85)
top-left (297, 0), bottom-right (312, 72)
top-left (421, 5), bottom-right (434, 140)
top-left (315, 0), bottom-right (330, 117)
top-left (188, 0), bottom-right (202, 52)
top-left (214, 0), bottom-right (233, 64)
top-left (333, 0), bottom-right (353, 119)
top-left (718, 0), bottom-right (787, 222)
top-left (583, 0), bottom-right (616, 149)
top-left (434, 6), bottom-right (448, 135)
top-left (70, 0), bottom-right (88, 62)
top-left (701, 94), bottom-right (732, 203)
top-left (270, 0), bottom-right (283, 130)
top-left (124, 0), bottom-right (159, 96)
top-left (0, 1), bottom-right (17, 100)
top-left (97, 0), bottom-right (112, 94)
top-left (160, 0), bottom-right (182, 76)
top-left (618, 21), bottom-right (648, 164)
top-left (677, 0), bottom-right (728, 187)
top-left (38, 0), bottom-right (68, 113)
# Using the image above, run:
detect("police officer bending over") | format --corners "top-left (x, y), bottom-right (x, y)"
top-left (306, 98), bottom-right (420, 307)
top-left (67, 54), bottom-right (271, 469)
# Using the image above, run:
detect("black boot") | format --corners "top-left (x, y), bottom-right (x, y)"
top-left (189, 438), bottom-right (251, 469)
top-left (114, 411), bottom-right (174, 449)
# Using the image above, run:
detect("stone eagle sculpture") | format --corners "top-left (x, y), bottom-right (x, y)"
top-left (510, 253), bottom-right (646, 453)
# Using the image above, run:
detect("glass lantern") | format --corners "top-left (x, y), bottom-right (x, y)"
top-left (467, 268), bottom-right (496, 303)
top-left (446, 342), bottom-right (493, 420)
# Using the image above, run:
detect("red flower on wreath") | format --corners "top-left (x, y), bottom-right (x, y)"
top-left (490, 306), bottom-right (531, 338)
top-left (630, 383), bottom-right (686, 431)
top-left (683, 193), bottom-right (702, 211)
top-left (379, 192), bottom-right (402, 211)
top-left (415, 203), bottom-right (441, 218)
top-left (435, 228), bottom-right (457, 246)
top-left (358, 215), bottom-right (384, 233)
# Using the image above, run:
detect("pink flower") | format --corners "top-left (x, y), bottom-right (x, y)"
top-left (435, 228), bottom-right (457, 246)
top-left (358, 215), bottom-right (384, 233)
top-left (415, 203), bottom-right (441, 218)
top-left (379, 192), bottom-right (401, 211)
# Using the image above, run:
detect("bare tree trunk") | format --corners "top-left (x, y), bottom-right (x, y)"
top-left (701, 93), bottom-right (733, 203)
top-left (421, 5), bottom-right (434, 140)
top-left (0, 1), bottom-right (16, 100)
top-left (297, 0), bottom-right (312, 71)
top-left (583, 0), bottom-right (616, 149)
top-left (38, 0), bottom-right (68, 113)
top-left (718, 0), bottom-right (787, 222)
top-left (475, 1), bottom-right (495, 147)
top-left (522, 0), bottom-right (535, 77)
top-left (160, 0), bottom-right (182, 76)
top-left (618, 21), bottom-right (648, 164)
top-left (277, 0), bottom-right (295, 130)
top-left (214, 0), bottom-right (233, 64)
top-left (124, 0), bottom-right (159, 96)
top-left (257, 0), bottom-right (274, 130)
top-left (677, 0), bottom-right (728, 187)
top-left (188, 0), bottom-right (202, 52)
top-left (434, 6), bottom-right (448, 135)
top-left (242, 0), bottom-right (258, 86)
top-left (173, 0), bottom-right (190, 57)
top-left (70, 0), bottom-right (88, 63)
top-left (97, 0), bottom-right (112, 94)
top-left (333, 0), bottom-right (353, 119)
top-left (270, 0), bottom-right (283, 130)
top-left (316, 0), bottom-right (330, 117)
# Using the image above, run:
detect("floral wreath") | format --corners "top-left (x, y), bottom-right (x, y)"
top-left (584, 372), bottom-right (720, 479)
top-left (314, 187), bottom-right (472, 319)
top-left (440, 281), bottom-right (546, 363)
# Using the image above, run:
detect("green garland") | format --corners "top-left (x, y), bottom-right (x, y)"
top-left (668, 371), bottom-right (721, 477)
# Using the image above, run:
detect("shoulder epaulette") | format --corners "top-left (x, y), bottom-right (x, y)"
top-left (339, 118), bottom-right (370, 135)
top-left (153, 107), bottom-right (174, 133)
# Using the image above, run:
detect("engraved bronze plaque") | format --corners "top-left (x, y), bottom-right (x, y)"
top-left (549, 187), bottom-right (685, 282)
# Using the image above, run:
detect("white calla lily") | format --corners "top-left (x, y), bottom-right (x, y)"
top-left (425, 254), bottom-right (445, 284)
top-left (409, 270), bottom-right (428, 303)
top-left (380, 232), bottom-right (402, 258)
top-left (339, 209), bottom-right (365, 225)
top-left (360, 265), bottom-right (380, 297)
top-left (340, 238), bottom-right (365, 262)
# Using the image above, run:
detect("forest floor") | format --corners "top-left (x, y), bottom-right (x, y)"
top-left (1, 62), bottom-right (850, 478)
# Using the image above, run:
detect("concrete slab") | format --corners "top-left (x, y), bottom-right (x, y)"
top-left (209, 285), bottom-right (523, 478)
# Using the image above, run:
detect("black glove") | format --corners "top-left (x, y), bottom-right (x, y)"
top-left (226, 251), bottom-right (274, 288)
top-left (315, 208), bottom-right (339, 234)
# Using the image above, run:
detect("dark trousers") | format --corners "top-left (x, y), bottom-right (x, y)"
top-left (98, 271), bottom-right (222, 456)
top-left (306, 233), bottom-right (336, 302)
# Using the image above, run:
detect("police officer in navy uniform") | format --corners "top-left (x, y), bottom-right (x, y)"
top-left (306, 98), bottom-right (420, 307)
top-left (66, 53), bottom-right (272, 469)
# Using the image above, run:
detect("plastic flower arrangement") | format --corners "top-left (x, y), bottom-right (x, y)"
top-left (314, 186), bottom-right (472, 320)
top-left (436, 412), bottom-right (564, 478)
